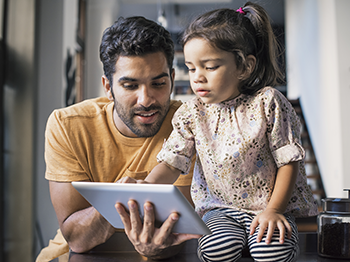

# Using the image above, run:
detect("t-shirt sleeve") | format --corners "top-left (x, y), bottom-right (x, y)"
top-left (263, 89), bottom-right (305, 168)
top-left (157, 103), bottom-right (196, 175)
top-left (45, 110), bottom-right (90, 181)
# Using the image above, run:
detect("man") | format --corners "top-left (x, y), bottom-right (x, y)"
top-left (36, 16), bottom-right (197, 261)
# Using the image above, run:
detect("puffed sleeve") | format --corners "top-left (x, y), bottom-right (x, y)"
top-left (263, 89), bottom-right (305, 168)
top-left (157, 102), bottom-right (196, 174)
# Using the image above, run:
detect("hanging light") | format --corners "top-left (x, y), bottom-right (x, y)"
top-left (157, 8), bottom-right (168, 28)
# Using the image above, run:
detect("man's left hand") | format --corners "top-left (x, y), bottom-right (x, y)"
top-left (115, 200), bottom-right (201, 258)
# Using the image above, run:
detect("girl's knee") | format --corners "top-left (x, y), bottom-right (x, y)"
top-left (197, 244), bottom-right (242, 262)
top-left (249, 241), bottom-right (299, 262)
top-left (197, 235), bottom-right (243, 262)
top-left (197, 209), bottom-right (251, 261)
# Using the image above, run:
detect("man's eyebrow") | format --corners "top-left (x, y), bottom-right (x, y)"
top-left (118, 72), bottom-right (169, 83)
top-left (152, 72), bottom-right (169, 80)
top-left (118, 76), bottom-right (137, 82)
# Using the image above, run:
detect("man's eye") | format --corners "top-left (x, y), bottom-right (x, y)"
top-left (123, 84), bottom-right (138, 89)
top-left (152, 82), bottom-right (166, 87)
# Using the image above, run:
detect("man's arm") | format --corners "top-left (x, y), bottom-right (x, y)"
top-left (49, 181), bottom-right (116, 253)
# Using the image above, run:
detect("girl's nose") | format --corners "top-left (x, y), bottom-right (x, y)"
top-left (193, 70), bottom-right (206, 83)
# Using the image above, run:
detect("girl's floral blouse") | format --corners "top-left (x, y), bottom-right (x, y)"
top-left (158, 87), bottom-right (318, 218)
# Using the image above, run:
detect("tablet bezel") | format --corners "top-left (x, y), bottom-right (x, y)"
top-left (71, 181), bottom-right (211, 235)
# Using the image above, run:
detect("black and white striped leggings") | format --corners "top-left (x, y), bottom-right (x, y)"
top-left (197, 208), bottom-right (299, 262)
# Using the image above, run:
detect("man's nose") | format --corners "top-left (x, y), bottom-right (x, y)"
top-left (137, 85), bottom-right (156, 107)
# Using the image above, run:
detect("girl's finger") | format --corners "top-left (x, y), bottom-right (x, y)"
top-left (265, 222), bottom-right (276, 244)
top-left (249, 217), bottom-right (259, 235)
top-left (277, 220), bottom-right (286, 244)
top-left (256, 222), bottom-right (267, 243)
top-left (284, 219), bottom-right (292, 239)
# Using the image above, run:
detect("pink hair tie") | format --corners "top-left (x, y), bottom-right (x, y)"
top-left (236, 7), bottom-right (246, 15)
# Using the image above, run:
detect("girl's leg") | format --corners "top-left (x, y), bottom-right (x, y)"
top-left (248, 215), bottom-right (299, 262)
top-left (197, 209), bottom-right (247, 262)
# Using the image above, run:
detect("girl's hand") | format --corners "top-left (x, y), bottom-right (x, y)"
top-left (249, 208), bottom-right (292, 244)
top-left (116, 176), bottom-right (149, 184)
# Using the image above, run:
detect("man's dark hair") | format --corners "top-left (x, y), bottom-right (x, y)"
top-left (100, 16), bottom-right (174, 86)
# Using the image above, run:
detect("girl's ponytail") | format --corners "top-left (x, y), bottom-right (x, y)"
top-left (241, 2), bottom-right (284, 92)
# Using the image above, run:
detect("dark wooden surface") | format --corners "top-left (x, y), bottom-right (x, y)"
top-left (51, 232), bottom-right (339, 262)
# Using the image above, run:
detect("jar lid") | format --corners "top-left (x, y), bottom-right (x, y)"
top-left (322, 189), bottom-right (350, 213)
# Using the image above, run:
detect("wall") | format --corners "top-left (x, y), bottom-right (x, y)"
top-left (35, 0), bottom-right (64, 256)
top-left (336, 0), bottom-right (350, 192)
top-left (285, 0), bottom-right (350, 197)
top-left (34, 0), bottom-right (120, 257)
top-left (85, 0), bottom-right (120, 99)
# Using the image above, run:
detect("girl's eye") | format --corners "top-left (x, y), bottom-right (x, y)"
top-left (206, 66), bottom-right (219, 71)
top-left (187, 68), bottom-right (195, 73)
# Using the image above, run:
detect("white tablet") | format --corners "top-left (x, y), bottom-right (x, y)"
top-left (72, 181), bottom-right (211, 235)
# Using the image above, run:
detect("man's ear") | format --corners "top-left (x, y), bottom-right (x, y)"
top-left (239, 55), bottom-right (256, 80)
top-left (170, 68), bottom-right (175, 94)
top-left (102, 75), bottom-right (113, 101)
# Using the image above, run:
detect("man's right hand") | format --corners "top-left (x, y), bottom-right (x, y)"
top-left (115, 200), bottom-right (201, 259)
top-left (49, 181), bottom-right (117, 253)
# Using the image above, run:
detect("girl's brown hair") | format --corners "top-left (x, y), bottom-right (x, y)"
top-left (180, 2), bottom-right (284, 95)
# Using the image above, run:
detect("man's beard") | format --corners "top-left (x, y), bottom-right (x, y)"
top-left (114, 98), bottom-right (170, 137)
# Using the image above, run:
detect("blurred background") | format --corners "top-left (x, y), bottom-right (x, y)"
top-left (0, 0), bottom-right (349, 261)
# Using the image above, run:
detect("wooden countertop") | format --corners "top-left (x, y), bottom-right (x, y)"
top-left (51, 232), bottom-right (337, 262)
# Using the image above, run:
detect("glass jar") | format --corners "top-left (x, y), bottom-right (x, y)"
top-left (317, 189), bottom-right (350, 259)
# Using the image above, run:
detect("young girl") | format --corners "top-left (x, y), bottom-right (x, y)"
top-left (125, 2), bottom-right (318, 261)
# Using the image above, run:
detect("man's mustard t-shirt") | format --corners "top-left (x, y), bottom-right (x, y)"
top-left (45, 97), bottom-right (192, 186)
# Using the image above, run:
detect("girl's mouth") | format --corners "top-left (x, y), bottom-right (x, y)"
top-left (196, 89), bottom-right (210, 97)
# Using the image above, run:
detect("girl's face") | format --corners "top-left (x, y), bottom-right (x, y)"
top-left (184, 38), bottom-right (243, 104)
